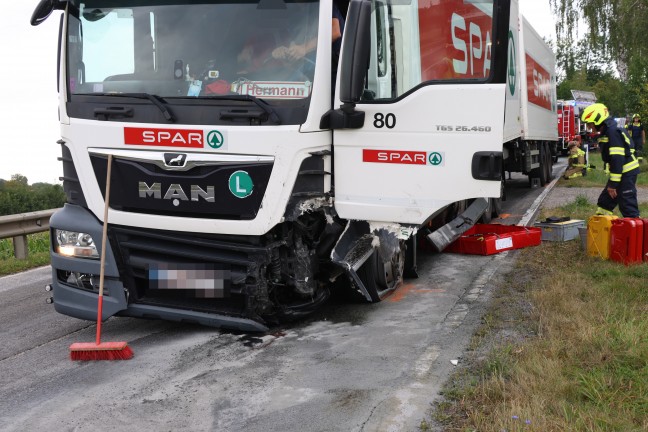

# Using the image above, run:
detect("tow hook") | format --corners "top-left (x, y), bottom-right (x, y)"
top-left (45, 284), bottom-right (54, 304)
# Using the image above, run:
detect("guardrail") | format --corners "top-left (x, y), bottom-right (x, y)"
top-left (0, 209), bottom-right (59, 259)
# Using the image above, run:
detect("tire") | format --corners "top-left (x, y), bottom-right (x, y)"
top-left (357, 242), bottom-right (405, 303)
top-left (479, 198), bottom-right (493, 223)
top-left (529, 144), bottom-right (547, 187)
top-left (545, 143), bottom-right (554, 182)
top-left (492, 181), bottom-right (504, 217)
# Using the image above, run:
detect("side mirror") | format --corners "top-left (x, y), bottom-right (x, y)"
top-left (31, 0), bottom-right (63, 26)
top-left (339, 0), bottom-right (372, 104)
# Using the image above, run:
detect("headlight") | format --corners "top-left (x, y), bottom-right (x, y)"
top-left (55, 230), bottom-right (99, 259)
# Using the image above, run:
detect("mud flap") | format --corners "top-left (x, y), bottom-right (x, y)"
top-left (425, 198), bottom-right (488, 252)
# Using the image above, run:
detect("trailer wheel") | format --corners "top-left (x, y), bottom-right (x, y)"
top-left (358, 242), bottom-right (405, 303)
top-left (544, 143), bottom-right (554, 182)
top-left (529, 144), bottom-right (548, 187)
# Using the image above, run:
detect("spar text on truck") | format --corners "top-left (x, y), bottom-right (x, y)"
top-left (32, 0), bottom-right (558, 331)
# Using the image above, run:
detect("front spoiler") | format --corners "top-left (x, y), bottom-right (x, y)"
top-left (50, 204), bottom-right (269, 333)
top-left (52, 277), bottom-right (269, 333)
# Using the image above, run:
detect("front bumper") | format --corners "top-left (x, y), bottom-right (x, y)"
top-left (49, 204), bottom-right (269, 332)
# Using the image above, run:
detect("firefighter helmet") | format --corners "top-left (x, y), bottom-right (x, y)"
top-left (581, 103), bottom-right (609, 126)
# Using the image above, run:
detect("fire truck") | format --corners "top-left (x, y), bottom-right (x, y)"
top-left (557, 90), bottom-right (597, 154)
top-left (32, 0), bottom-right (557, 331)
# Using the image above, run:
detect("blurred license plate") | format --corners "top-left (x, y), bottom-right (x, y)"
top-left (148, 264), bottom-right (230, 298)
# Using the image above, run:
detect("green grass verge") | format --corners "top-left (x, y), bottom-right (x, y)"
top-left (427, 197), bottom-right (648, 431)
top-left (0, 232), bottom-right (51, 277)
top-left (557, 152), bottom-right (648, 187)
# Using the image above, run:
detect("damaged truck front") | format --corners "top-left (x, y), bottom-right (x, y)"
top-left (33, 0), bottom-right (512, 331)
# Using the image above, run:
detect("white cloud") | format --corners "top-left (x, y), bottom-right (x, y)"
top-left (519, 0), bottom-right (557, 42)
top-left (0, 4), bottom-right (61, 184)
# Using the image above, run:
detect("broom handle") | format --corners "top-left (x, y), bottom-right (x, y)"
top-left (96, 154), bottom-right (113, 345)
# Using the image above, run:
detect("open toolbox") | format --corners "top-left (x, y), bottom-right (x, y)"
top-left (445, 224), bottom-right (542, 255)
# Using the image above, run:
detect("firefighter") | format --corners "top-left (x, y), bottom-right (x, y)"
top-left (628, 114), bottom-right (645, 162)
top-left (563, 137), bottom-right (587, 179)
top-left (582, 103), bottom-right (641, 218)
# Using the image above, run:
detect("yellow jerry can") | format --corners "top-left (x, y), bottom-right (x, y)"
top-left (587, 215), bottom-right (619, 259)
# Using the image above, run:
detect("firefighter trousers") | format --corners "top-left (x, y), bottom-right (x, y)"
top-left (563, 167), bottom-right (584, 179)
top-left (597, 169), bottom-right (640, 218)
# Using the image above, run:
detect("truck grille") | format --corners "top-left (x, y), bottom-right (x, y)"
top-left (110, 226), bottom-right (272, 316)
top-left (90, 154), bottom-right (273, 220)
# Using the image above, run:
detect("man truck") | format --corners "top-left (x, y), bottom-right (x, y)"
top-left (32, 0), bottom-right (557, 331)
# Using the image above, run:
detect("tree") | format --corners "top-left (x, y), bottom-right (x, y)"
top-left (11, 174), bottom-right (28, 185)
top-left (551, 0), bottom-right (648, 79)
top-left (0, 176), bottom-right (66, 216)
top-left (551, 0), bottom-right (648, 114)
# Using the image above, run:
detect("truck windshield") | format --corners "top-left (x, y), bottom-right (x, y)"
top-left (66, 0), bottom-right (319, 104)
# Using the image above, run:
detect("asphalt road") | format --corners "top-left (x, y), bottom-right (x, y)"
top-left (0, 160), bottom-right (566, 432)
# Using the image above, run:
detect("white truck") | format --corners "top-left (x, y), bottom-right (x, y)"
top-left (32, 0), bottom-right (557, 331)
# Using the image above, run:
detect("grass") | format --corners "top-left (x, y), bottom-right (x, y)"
top-left (427, 198), bottom-right (648, 431)
top-left (0, 232), bottom-right (51, 276)
top-left (557, 151), bottom-right (648, 188)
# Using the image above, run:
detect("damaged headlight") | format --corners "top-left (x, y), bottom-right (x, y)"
top-left (54, 230), bottom-right (99, 259)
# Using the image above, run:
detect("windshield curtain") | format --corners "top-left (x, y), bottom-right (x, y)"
top-left (67, 0), bottom-right (320, 103)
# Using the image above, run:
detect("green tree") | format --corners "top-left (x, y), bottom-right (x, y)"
top-left (0, 176), bottom-right (65, 216)
top-left (551, 0), bottom-right (648, 115)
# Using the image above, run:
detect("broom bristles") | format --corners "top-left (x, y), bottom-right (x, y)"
top-left (70, 342), bottom-right (133, 361)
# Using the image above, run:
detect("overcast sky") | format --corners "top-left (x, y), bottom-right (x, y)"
top-left (0, 0), bottom-right (557, 185)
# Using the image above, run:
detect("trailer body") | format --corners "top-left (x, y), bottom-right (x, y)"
top-left (502, 6), bottom-right (559, 186)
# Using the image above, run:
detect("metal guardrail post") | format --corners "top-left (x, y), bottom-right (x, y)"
top-left (13, 235), bottom-right (29, 260)
top-left (0, 209), bottom-right (60, 260)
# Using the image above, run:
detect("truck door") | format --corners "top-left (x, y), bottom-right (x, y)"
top-left (332, 0), bottom-right (510, 225)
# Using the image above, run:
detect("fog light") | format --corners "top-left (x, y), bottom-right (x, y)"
top-left (55, 230), bottom-right (99, 259)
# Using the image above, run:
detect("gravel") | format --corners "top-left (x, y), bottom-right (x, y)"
top-left (543, 186), bottom-right (648, 210)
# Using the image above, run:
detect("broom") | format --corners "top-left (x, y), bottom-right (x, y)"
top-left (70, 154), bottom-right (133, 360)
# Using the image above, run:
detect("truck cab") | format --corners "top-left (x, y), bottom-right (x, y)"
top-left (33, 0), bottom-right (516, 331)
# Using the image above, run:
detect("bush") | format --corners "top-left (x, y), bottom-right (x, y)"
top-left (0, 174), bottom-right (65, 216)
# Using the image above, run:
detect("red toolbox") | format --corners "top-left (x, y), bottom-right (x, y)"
top-left (610, 218), bottom-right (644, 265)
top-left (445, 224), bottom-right (542, 255)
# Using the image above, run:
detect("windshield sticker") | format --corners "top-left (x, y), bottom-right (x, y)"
top-left (232, 80), bottom-right (312, 99)
top-left (187, 80), bottom-right (202, 97)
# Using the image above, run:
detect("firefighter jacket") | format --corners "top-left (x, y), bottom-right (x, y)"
top-left (628, 121), bottom-right (644, 145)
top-left (599, 117), bottom-right (640, 188)
top-left (568, 145), bottom-right (586, 167)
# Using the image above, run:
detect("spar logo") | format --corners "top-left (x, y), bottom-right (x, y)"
top-left (363, 150), bottom-right (445, 166)
top-left (526, 54), bottom-right (554, 111)
top-left (507, 30), bottom-right (517, 96)
top-left (124, 127), bottom-right (203, 148)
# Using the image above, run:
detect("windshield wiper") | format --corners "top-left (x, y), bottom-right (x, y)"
top-left (84, 92), bottom-right (175, 122)
top-left (199, 94), bottom-right (281, 125)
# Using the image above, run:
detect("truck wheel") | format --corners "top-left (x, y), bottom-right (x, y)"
top-left (492, 181), bottom-right (504, 217)
top-left (544, 143), bottom-right (553, 182)
top-left (358, 242), bottom-right (405, 303)
top-left (479, 198), bottom-right (493, 223)
top-left (529, 144), bottom-right (548, 187)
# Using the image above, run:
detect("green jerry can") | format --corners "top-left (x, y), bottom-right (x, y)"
top-left (587, 215), bottom-right (619, 259)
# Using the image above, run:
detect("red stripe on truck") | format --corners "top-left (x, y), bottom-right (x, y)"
top-left (124, 127), bottom-right (204, 148)
top-left (419, 0), bottom-right (493, 81)
top-left (526, 54), bottom-right (553, 111)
